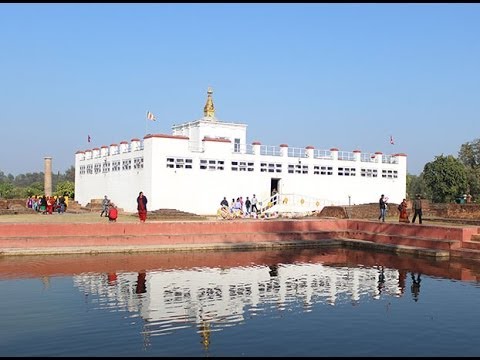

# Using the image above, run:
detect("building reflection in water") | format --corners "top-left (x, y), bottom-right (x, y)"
top-left (73, 261), bottom-right (414, 350)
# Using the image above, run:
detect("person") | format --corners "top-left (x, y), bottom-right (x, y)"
top-left (411, 194), bottom-right (423, 224)
top-left (137, 191), bottom-right (148, 222)
top-left (58, 195), bottom-right (66, 214)
top-left (100, 195), bottom-right (110, 217)
top-left (108, 203), bottom-right (118, 222)
top-left (245, 196), bottom-right (251, 216)
top-left (220, 197), bottom-right (229, 208)
top-left (251, 194), bottom-right (258, 214)
top-left (378, 194), bottom-right (387, 222)
top-left (398, 199), bottom-right (410, 223)
top-left (410, 272), bottom-right (421, 302)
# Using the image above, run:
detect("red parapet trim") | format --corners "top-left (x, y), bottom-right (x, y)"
top-left (84, 149), bottom-right (92, 152)
top-left (330, 148), bottom-right (339, 151)
top-left (375, 151), bottom-right (383, 154)
top-left (252, 141), bottom-right (262, 145)
top-left (393, 153), bottom-right (408, 157)
top-left (353, 149), bottom-right (361, 153)
top-left (280, 144), bottom-right (288, 147)
top-left (92, 147), bottom-right (100, 151)
top-left (75, 151), bottom-right (85, 154)
top-left (119, 141), bottom-right (128, 144)
top-left (202, 137), bottom-right (231, 143)
top-left (101, 145), bottom-right (108, 148)
top-left (131, 138), bottom-right (141, 142)
top-left (109, 144), bottom-right (118, 147)
top-left (305, 145), bottom-right (315, 149)
top-left (144, 134), bottom-right (189, 140)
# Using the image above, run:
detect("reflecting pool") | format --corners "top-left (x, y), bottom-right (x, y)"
top-left (1, 247), bottom-right (480, 357)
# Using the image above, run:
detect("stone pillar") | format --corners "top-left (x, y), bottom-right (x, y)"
top-left (44, 156), bottom-right (53, 197)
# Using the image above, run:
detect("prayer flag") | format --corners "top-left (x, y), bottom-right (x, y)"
top-left (146, 111), bottom-right (156, 121)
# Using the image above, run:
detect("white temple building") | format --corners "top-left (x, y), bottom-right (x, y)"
top-left (74, 88), bottom-right (407, 215)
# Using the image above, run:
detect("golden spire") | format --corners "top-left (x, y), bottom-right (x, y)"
top-left (203, 87), bottom-right (215, 119)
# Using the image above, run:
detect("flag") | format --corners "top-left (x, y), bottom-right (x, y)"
top-left (390, 135), bottom-right (394, 145)
top-left (146, 111), bottom-right (156, 121)
top-left (88, 135), bottom-right (91, 143)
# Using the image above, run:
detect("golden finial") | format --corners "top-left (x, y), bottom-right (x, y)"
top-left (203, 87), bottom-right (215, 119)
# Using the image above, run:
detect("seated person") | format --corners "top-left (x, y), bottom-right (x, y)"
top-left (108, 204), bottom-right (118, 222)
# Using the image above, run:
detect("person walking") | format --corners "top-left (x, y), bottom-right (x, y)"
top-left (245, 196), bottom-right (251, 216)
top-left (411, 194), bottom-right (423, 224)
top-left (251, 194), bottom-right (258, 213)
top-left (100, 195), bottom-right (110, 217)
top-left (378, 194), bottom-right (387, 222)
top-left (137, 191), bottom-right (148, 223)
top-left (398, 199), bottom-right (410, 223)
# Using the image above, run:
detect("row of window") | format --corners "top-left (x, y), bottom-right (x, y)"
top-left (166, 157), bottom-right (398, 178)
top-left (79, 157), bottom-right (398, 179)
top-left (79, 157), bottom-right (144, 174)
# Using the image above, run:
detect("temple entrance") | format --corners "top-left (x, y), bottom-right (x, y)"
top-left (271, 178), bottom-right (280, 205)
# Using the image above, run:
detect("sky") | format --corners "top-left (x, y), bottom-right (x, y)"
top-left (1, 3), bottom-right (479, 177)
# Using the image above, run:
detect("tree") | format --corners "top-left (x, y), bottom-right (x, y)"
top-left (63, 166), bottom-right (75, 182)
top-left (423, 155), bottom-right (468, 203)
top-left (0, 182), bottom-right (14, 199)
top-left (55, 181), bottom-right (75, 198)
top-left (458, 139), bottom-right (480, 202)
top-left (406, 173), bottom-right (428, 200)
top-left (458, 139), bottom-right (480, 169)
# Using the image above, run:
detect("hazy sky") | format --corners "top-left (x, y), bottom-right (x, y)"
top-left (1, 3), bottom-right (479, 176)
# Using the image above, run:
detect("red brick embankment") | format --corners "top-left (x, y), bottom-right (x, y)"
top-left (1, 219), bottom-right (480, 260)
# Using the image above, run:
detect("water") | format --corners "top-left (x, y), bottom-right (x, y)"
top-left (1, 247), bottom-right (480, 357)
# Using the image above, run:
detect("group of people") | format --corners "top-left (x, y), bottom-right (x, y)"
top-left (218, 194), bottom-right (259, 219)
top-left (100, 191), bottom-right (148, 223)
top-left (378, 194), bottom-right (423, 224)
top-left (26, 194), bottom-right (67, 215)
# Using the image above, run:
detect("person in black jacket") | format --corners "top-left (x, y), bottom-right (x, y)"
top-left (378, 194), bottom-right (387, 222)
top-left (411, 194), bottom-right (423, 224)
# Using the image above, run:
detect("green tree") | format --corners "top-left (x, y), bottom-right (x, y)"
top-left (423, 155), bottom-right (468, 203)
top-left (458, 139), bottom-right (480, 202)
top-left (0, 182), bottom-right (15, 199)
top-left (63, 166), bottom-right (75, 182)
top-left (406, 173), bottom-right (428, 200)
top-left (458, 139), bottom-right (480, 169)
top-left (55, 181), bottom-right (75, 198)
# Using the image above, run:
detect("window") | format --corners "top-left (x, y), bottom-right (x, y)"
top-left (122, 159), bottom-right (131, 170)
top-left (133, 157), bottom-right (144, 169)
top-left (313, 165), bottom-right (333, 175)
top-left (338, 167), bottom-right (356, 176)
top-left (200, 159), bottom-right (224, 171)
top-left (234, 138), bottom-right (240, 153)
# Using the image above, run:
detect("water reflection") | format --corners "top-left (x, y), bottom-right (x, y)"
top-left (2, 247), bottom-right (480, 355)
top-left (63, 248), bottom-right (480, 351)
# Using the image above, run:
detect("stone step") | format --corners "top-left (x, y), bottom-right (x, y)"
top-left (345, 230), bottom-right (462, 251)
top-left (460, 240), bottom-right (480, 251)
top-left (0, 230), bottom-right (343, 249)
top-left (451, 248), bottom-right (480, 261)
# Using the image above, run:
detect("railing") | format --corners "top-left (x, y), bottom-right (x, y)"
top-left (78, 139), bottom-right (401, 167)
top-left (257, 193), bottom-right (344, 215)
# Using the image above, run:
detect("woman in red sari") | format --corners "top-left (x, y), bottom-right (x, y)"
top-left (398, 199), bottom-right (410, 223)
top-left (137, 191), bottom-right (148, 222)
